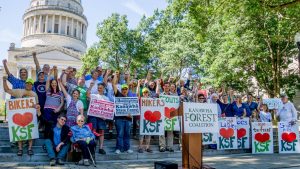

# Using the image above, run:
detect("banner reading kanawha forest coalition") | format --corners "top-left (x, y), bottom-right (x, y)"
top-left (183, 102), bottom-right (218, 133)
top-left (6, 97), bottom-right (39, 142)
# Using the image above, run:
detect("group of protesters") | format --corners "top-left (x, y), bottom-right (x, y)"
top-left (2, 52), bottom-right (298, 166)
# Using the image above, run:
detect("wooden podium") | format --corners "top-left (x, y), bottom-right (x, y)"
top-left (179, 103), bottom-right (203, 169)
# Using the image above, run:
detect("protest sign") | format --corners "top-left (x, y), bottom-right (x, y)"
top-left (160, 95), bottom-right (180, 131)
top-left (237, 118), bottom-right (250, 149)
top-left (6, 97), bottom-right (39, 142)
top-left (87, 98), bottom-right (114, 120)
top-left (217, 117), bottom-right (237, 150)
top-left (114, 97), bottom-right (139, 116)
top-left (140, 98), bottom-right (165, 135)
top-left (263, 98), bottom-right (283, 110)
top-left (183, 102), bottom-right (218, 133)
top-left (278, 122), bottom-right (300, 153)
top-left (252, 122), bottom-right (273, 154)
top-left (202, 133), bottom-right (217, 145)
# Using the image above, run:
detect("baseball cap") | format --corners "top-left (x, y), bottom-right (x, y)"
top-left (121, 84), bottom-right (129, 89)
top-left (25, 78), bottom-right (34, 84)
top-left (280, 93), bottom-right (288, 98)
top-left (142, 87), bottom-right (149, 93)
top-left (38, 71), bottom-right (44, 76)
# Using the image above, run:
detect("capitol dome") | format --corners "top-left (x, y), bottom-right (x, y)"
top-left (21, 0), bottom-right (88, 52)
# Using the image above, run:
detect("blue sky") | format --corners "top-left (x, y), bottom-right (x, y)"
top-left (0, 0), bottom-right (168, 64)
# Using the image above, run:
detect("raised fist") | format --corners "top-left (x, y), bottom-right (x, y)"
top-left (2, 59), bottom-right (7, 65)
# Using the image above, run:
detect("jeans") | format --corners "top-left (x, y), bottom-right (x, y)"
top-left (44, 139), bottom-right (70, 160)
top-left (76, 140), bottom-right (96, 159)
top-left (115, 119), bottom-right (132, 151)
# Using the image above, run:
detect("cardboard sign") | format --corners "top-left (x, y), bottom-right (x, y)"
top-left (87, 98), bottom-right (114, 120)
top-left (237, 118), bottom-right (250, 149)
top-left (183, 102), bottom-right (218, 133)
top-left (278, 122), bottom-right (300, 153)
top-left (140, 98), bottom-right (165, 135)
top-left (6, 98), bottom-right (39, 142)
top-left (263, 98), bottom-right (283, 110)
top-left (217, 117), bottom-right (237, 150)
top-left (114, 97), bottom-right (140, 116)
top-left (202, 133), bottom-right (217, 145)
top-left (160, 95), bottom-right (180, 131)
top-left (252, 122), bottom-right (273, 154)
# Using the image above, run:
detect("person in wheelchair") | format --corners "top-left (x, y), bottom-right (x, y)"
top-left (44, 114), bottom-right (71, 166)
top-left (70, 115), bottom-right (96, 166)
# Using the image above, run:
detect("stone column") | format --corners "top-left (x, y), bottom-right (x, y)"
top-left (39, 15), bottom-right (43, 33)
top-left (65, 16), bottom-right (68, 35)
top-left (26, 66), bottom-right (32, 78)
top-left (28, 17), bottom-right (32, 35)
top-left (33, 16), bottom-right (37, 33)
top-left (23, 20), bottom-right (26, 37)
top-left (71, 18), bottom-right (74, 37)
top-left (59, 15), bottom-right (62, 34)
top-left (45, 15), bottom-right (49, 33)
top-left (52, 15), bottom-right (55, 33)
top-left (79, 22), bottom-right (82, 40)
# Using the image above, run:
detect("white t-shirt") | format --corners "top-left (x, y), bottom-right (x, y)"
top-left (260, 111), bottom-right (272, 122)
top-left (85, 79), bottom-right (101, 94)
top-left (91, 94), bottom-right (109, 101)
top-left (276, 101), bottom-right (297, 122)
top-left (66, 95), bottom-right (84, 112)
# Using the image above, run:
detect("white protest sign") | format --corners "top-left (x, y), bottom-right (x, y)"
top-left (217, 117), bottom-right (237, 150)
top-left (114, 97), bottom-right (140, 116)
top-left (252, 122), bottom-right (273, 154)
top-left (278, 122), bottom-right (300, 153)
top-left (237, 118), bottom-right (250, 149)
top-left (160, 95), bottom-right (180, 131)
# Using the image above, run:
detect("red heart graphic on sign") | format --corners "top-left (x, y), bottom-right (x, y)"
top-left (282, 132), bottom-right (296, 143)
top-left (12, 112), bottom-right (33, 127)
top-left (165, 107), bottom-right (177, 119)
top-left (220, 128), bottom-right (234, 139)
top-left (144, 111), bottom-right (161, 123)
top-left (237, 128), bottom-right (246, 139)
top-left (255, 133), bottom-right (270, 143)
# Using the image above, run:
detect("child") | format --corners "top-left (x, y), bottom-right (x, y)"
top-left (259, 104), bottom-right (272, 122)
top-left (251, 110), bottom-right (260, 122)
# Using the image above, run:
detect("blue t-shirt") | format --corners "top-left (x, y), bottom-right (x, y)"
top-left (85, 75), bottom-right (103, 82)
top-left (244, 101), bottom-right (258, 112)
top-left (34, 81), bottom-right (47, 108)
top-left (53, 126), bottom-right (61, 146)
top-left (232, 102), bottom-right (251, 117)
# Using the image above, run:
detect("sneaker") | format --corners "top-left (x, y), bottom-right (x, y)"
top-left (115, 149), bottom-right (121, 154)
top-left (146, 148), bottom-right (153, 153)
top-left (98, 149), bottom-right (106, 154)
top-left (159, 147), bottom-right (166, 152)
top-left (50, 159), bottom-right (56, 166)
top-left (57, 159), bottom-right (64, 165)
top-left (126, 149), bottom-right (133, 153)
top-left (138, 148), bottom-right (143, 153)
top-left (83, 159), bottom-right (90, 166)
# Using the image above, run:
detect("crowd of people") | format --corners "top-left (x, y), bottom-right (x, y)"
top-left (2, 52), bottom-right (298, 166)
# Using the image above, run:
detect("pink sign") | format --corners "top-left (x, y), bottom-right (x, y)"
top-left (88, 99), bottom-right (115, 120)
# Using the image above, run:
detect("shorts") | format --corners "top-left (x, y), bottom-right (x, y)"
top-left (88, 116), bottom-right (106, 130)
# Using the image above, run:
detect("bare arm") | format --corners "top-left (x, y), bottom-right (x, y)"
top-left (61, 72), bottom-right (68, 86)
top-left (53, 66), bottom-right (58, 80)
top-left (156, 79), bottom-right (161, 95)
top-left (3, 76), bottom-right (13, 95)
top-left (46, 68), bottom-right (54, 91)
top-left (32, 52), bottom-right (41, 72)
top-left (137, 79), bottom-right (141, 97)
top-left (103, 69), bottom-right (111, 85)
top-left (112, 73), bottom-right (118, 95)
top-left (58, 78), bottom-right (68, 98)
top-left (2, 59), bottom-right (11, 75)
top-left (146, 71), bottom-right (151, 83)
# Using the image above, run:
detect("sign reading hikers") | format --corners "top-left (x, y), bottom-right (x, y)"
top-left (140, 98), bottom-right (165, 135)
top-left (6, 97), bottom-right (39, 142)
top-left (114, 97), bottom-right (139, 116)
top-left (252, 122), bottom-right (273, 154)
top-left (183, 102), bottom-right (218, 133)
top-left (217, 117), bottom-right (237, 150)
top-left (278, 122), bottom-right (300, 153)
top-left (160, 95), bottom-right (180, 131)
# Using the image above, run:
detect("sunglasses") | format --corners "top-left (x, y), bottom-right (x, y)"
top-left (60, 118), bottom-right (66, 122)
top-left (198, 98), bottom-right (205, 100)
top-left (77, 120), bottom-right (84, 123)
top-left (143, 91), bottom-right (149, 93)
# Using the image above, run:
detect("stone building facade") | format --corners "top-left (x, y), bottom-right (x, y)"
top-left (1, 0), bottom-right (88, 100)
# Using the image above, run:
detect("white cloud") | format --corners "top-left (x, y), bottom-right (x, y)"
top-left (0, 29), bottom-right (20, 43)
top-left (123, 0), bottom-right (148, 17)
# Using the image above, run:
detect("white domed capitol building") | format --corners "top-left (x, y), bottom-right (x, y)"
top-left (0, 0), bottom-right (88, 99)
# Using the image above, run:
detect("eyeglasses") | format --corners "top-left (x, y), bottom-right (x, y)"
top-left (77, 120), bottom-right (84, 123)
top-left (20, 71), bottom-right (27, 73)
top-left (143, 91), bottom-right (149, 94)
top-left (60, 118), bottom-right (66, 122)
